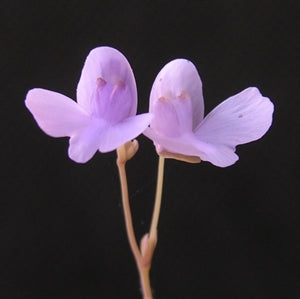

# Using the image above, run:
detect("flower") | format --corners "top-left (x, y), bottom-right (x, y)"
top-left (143, 59), bottom-right (274, 167)
top-left (25, 47), bottom-right (152, 163)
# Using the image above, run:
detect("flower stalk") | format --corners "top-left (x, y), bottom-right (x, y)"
top-left (116, 142), bottom-right (165, 299)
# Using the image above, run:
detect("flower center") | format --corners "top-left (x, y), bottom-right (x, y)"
top-left (91, 77), bottom-right (132, 123)
top-left (151, 90), bottom-right (193, 137)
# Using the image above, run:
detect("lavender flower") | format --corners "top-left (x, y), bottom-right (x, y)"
top-left (25, 47), bottom-right (152, 163)
top-left (144, 59), bottom-right (274, 167)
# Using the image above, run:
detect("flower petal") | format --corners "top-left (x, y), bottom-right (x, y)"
top-left (195, 87), bottom-right (274, 167)
top-left (99, 113), bottom-right (153, 152)
top-left (143, 127), bottom-right (202, 156)
top-left (68, 119), bottom-right (106, 163)
top-left (25, 88), bottom-right (90, 137)
top-left (193, 143), bottom-right (239, 167)
top-left (150, 95), bottom-right (193, 137)
top-left (77, 47), bottom-right (137, 116)
top-left (144, 127), bottom-right (239, 167)
top-left (150, 59), bottom-right (204, 129)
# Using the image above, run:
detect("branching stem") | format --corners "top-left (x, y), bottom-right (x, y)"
top-left (117, 144), bottom-right (165, 299)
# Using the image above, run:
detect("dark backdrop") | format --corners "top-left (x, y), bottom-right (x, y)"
top-left (1, 0), bottom-right (299, 298)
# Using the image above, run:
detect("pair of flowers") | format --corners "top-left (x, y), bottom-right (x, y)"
top-left (25, 47), bottom-right (274, 167)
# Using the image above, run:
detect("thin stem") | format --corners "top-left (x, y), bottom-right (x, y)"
top-left (140, 267), bottom-right (152, 299)
top-left (149, 156), bottom-right (165, 243)
top-left (141, 156), bottom-right (166, 268)
top-left (117, 160), bottom-right (142, 266)
top-left (116, 145), bottom-right (153, 299)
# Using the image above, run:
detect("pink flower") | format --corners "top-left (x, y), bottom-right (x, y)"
top-left (25, 47), bottom-right (152, 163)
top-left (143, 59), bottom-right (274, 167)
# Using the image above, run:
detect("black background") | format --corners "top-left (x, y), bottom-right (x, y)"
top-left (1, 0), bottom-right (299, 298)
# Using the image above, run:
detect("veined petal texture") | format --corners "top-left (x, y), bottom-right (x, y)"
top-left (195, 87), bottom-right (274, 145)
top-left (149, 59), bottom-right (204, 129)
top-left (194, 87), bottom-right (274, 167)
top-left (77, 47), bottom-right (137, 117)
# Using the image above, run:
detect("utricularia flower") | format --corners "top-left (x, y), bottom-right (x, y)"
top-left (25, 47), bottom-right (152, 163)
top-left (144, 59), bottom-right (274, 167)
